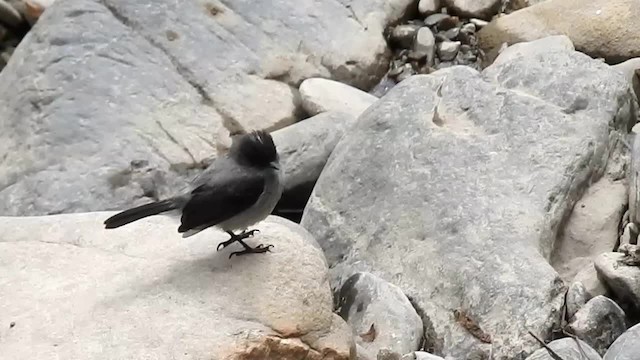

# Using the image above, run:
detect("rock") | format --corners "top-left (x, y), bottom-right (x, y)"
top-left (611, 58), bottom-right (640, 103)
top-left (413, 27), bottom-right (436, 65)
top-left (619, 222), bottom-right (638, 247)
top-left (524, 338), bottom-right (602, 360)
top-left (604, 323), bottom-right (640, 360)
top-left (573, 263), bottom-right (608, 299)
top-left (551, 176), bottom-right (627, 281)
top-left (377, 350), bottom-right (402, 360)
top-left (299, 78), bottom-right (378, 118)
top-left (443, 0), bottom-right (501, 19)
top-left (396, 64), bottom-right (416, 82)
top-left (336, 272), bottom-right (423, 358)
top-left (0, 0), bottom-right (22, 27)
top-left (301, 41), bottom-right (635, 358)
top-left (391, 24), bottom-right (422, 49)
top-left (370, 75), bottom-right (397, 98)
top-left (491, 35), bottom-right (574, 67)
top-left (469, 18), bottom-right (488, 28)
top-left (0, 213), bottom-right (355, 359)
top-left (567, 295), bottom-right (627, 356)
top-left (477, 0), bottom-right (640, 64)
top-left (628, 119), bottom-right (640, 225)
top-left (424, 13), bottom-right (451, 27)
top-left (0, 0), bottom-right (417, 217)
top-left (594, 252), bottom-right (640, 313)
top-left (272, 111), bottom-right (357, 219)
top-left (461, 23), bottom-right (475, 34)
top-left (436, 40), bottom-right (460, 61)
top-left (566, 281), bottom-right (589, 320)
top-left (402, 352), bottom-right (445, 360)
top-left (442, 27), bottom-right (460, 41)
top-left (418, 0), bottom-right (440, 16)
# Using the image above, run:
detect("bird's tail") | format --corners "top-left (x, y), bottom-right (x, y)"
top-left (104, 198), bottom-right (181, 229)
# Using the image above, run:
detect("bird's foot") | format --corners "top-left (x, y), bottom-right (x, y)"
top-left (239, 229), bottom-right (260, 239)
top-left (217, 229), bottom-right (260, 251)
top-left (228, 244), bottom-right (274, 259)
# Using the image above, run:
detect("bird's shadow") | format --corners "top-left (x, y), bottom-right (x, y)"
top-left (97, 235), bottom-right (275, 310)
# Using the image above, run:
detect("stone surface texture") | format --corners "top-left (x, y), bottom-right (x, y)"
top-left (567, 295), bottom-right (627, 356)
top-left (301, 41), bottom-right (635, 359)
top-left (551, 176), bottom-right (627, 281)
top-left (604, 323), bottom-right (640, 360)
top-left (0, 0), bottom-right (415, 216)
top-left (0, 213), bottom-right (355, 359)
top-left (594, 252), bottom-right (640, 313)
top-left (336, 272), bottom-right (423, 358)
top-left (524, 338), bottom-right (602, 360)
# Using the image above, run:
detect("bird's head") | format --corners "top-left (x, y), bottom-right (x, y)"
top-left (230, 130), bottom-right (280, 170)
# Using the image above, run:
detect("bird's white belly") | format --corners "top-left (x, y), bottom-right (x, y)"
top-left (217, 168), bottom-right (283, 232)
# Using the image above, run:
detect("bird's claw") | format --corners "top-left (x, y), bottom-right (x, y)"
top-left (228, 244), bottom-right (274, 259)
top-left (217, 229), bottom-right (261, 251)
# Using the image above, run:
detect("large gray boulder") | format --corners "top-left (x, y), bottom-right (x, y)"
top-left (301, 39), bottom-right (636, 359)
top-left (0, 213), bottom-right (355, 359)
top-left (604, 323), bottom-right (640, 360)
top-left (0, 0), bottom-right (415, 216)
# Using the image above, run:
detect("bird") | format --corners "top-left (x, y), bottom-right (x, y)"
top-left (103, 130), bottom-right (284, 258)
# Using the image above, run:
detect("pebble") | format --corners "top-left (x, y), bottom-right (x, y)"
top-left (461, 23), bottom-right (476, 34)
top-left (391, 24), bottom-right (422, 49)
top-left (437, 16), bottom-right (460, 31)
top-left (470, 18), bottom-right (489, 28)
top-left (443, 27), bottom-right (460, 41)
top-left (396, 64), bottom-right (415, 82)
top-left (437, 41), bottom-right (461, 61)
top-left (418, 0), bottom-right (440, 16)
top-left (413, 27), bottom-right (436, 65)
top-left (424, 13), bottom-right (450, 27)
top-left (0, 0), bottom-right (23, 27)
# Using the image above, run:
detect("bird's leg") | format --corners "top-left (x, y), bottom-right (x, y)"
top-left (217, 229), bottom-right (260, 251)
top-left (228, 238), bottom-right (274, 258)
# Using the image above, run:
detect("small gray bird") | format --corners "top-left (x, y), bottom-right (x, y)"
top-left (104, 130), bottom-right (283, 258)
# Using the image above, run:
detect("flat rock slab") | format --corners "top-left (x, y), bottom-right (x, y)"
top-left (0, 213), bottom-right (354, 359)
top-left (0, 0), bottom-right (415, 216)
top-left (301, 42), bottom-right (635, 359)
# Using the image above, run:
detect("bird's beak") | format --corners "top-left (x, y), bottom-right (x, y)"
top-left (269, 162), bottom-right (280, 170)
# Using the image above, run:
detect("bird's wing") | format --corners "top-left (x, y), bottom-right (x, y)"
top-left (177, 166), bottom-right (265, 233)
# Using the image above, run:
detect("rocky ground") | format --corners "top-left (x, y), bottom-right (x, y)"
top-left (2, 0), bottom-right (640, 359)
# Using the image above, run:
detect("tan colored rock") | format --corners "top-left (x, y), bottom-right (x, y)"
top-left (478, 0), bottom-right (640, 63)
top-left (551, 177), bottom-right (627, 281)
top-left (0, 213), bottom-right (355, 360)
